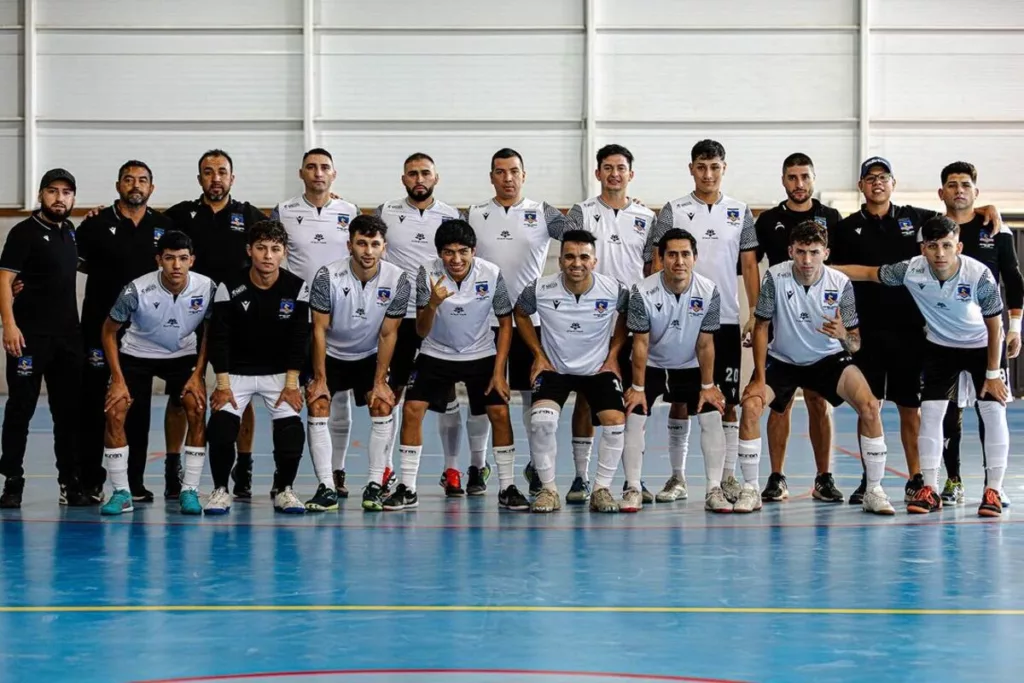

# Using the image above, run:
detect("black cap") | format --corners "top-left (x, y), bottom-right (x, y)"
top-left (859, 156), bottom-right (893, 179)
top-left (39, 168), bottom-right (76, 192)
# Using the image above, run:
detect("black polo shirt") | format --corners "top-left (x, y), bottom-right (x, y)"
top-left (164, 196), bottom-right (266, 285)
top-left (754, 199), bottom-right (843, 266)
top-left (0, 213), bottom-right (80, 336)
top-left (958, 214), bottom-right (1024, 310)
top-left (828, 203), bottom-right (937, 341)
top-left (76, 204), bottom-right (175, 343)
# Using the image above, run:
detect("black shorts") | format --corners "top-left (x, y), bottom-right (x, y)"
top-left (498, 324), bottom-right (541, 392)
top-left (391, 318), bottom-right (423, 388)
top-left (531, 370), bottom-right (625, 417)
top-left (921, 341), bottom-right (1009, 403)
top-left (637, 366), bottom-right (717, 416)
top-left (324, 355), bottom-right (379, 407)
top-left (714, 323), bottom-right (741, 405)
top-left (854, 332), bottom-right (924, 408)
top-left (121, 353), bottom-right (197, 403)
top-left (406, 354), bottom-right (506, 416)
top-left (763, 352), bottom-right (854, 413)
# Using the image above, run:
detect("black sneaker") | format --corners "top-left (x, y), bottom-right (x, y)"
top-left (381, 467), bottom-right (396, 498)
top-left (59, 481), bottom-right (94, 507)
top-left (524, 461), bottom-right (542, 496)
top-left (304, 483), bottom-right (340, 512)
top-left (848, 475), bottom-right (867, 505)
top-left (382, 483), bottom-right (418, 511)
top-left (84, 482), bottom-right (105, 504)
top-left (641, 481), bottom-right (654, 504)
top-left (566, 476), bottom-right (591, 504)
top-left (362, 482), bottom-right (384, 511)
top-left (0, 476), bottom-right (25, 509)
top-left (130, 483), bottom-right (155, 503)
top-left (499, 484), bottom-right (530, 511)
top-left (904, 473), bottom-right (924, 503)
top-left (231, 456), bottom-right (253, 499)
top-left (761, 472), bottom-right (789, 502)
top-left (812, 473), bottom-right (844, 503)
top-left (164, 454), bottom-right (182, 498)
top-left (332, 469), bottom-right (349, 498)
top-left (467, 464), bottom-right (489, 496)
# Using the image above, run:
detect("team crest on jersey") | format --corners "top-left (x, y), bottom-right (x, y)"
top-left (153, 228), bottom-right (164, 242)
top-left (726, 208), bottom-right (740, 224)
top-left (377, 287), bottom-right (392, 303)
top-left (523, 210), bottom-right (538, 227)
top-left (87, 348), bottom-right (105, 368)
top-left (594, 300), bottom-right (610, 315)
top-left (814, 215), bottom-right (828, 228)
top-left (189, 296), bottom-right (204, 312)
top-left (475, 281), bottom-right (489, 298)
top-left (689, 297), bottom-right (704, 315)
top-left (956, 283), bottom-right (972, 300)
top-left (898, 217), bottom-right (915, 235)
top-left (229, 213), bottom-right (245, 232)
top-left (279, 299), bottom-right (295, 318)
top-left (16, 356), bottom-right (33, 376)
top-left (633, 217), bottom-right (647, 233)
top-left (823, 290), bottom-right (839, 307)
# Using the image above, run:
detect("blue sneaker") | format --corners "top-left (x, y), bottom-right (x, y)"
top-left (100, 489), bottom-right (134, 516)
top-left (179, 489), bottom-right (202, 515)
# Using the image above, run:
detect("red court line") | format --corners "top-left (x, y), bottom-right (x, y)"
top-left (131, 669), bottom-right (753, 683)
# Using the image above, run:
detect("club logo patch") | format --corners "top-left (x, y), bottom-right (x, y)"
top-left (229, 213), bottom-right (245, 232)
top-left (189, 296), bottom-right (204, 311)
top-left (956, 283), bottom-right (972, 300)
top-left (475, 281), bottom-right (489, 297)
top-left (16, 356), bottom-right (33, 376)
top-left (377, 287), bottom-right (392, 303)
top-left (523, 210), bottom-right (538, 227)
top-left (823, 290), bottom-right (839, 306)
top-left (279, 299), bottom-right (295, 317)
top-left (689, 297), bottom-right (704, 315)
top-left (337, 214), bottom-right (350, 229)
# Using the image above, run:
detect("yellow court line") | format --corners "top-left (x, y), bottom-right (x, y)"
top-left (1, 604), bottom-right (1022, 616)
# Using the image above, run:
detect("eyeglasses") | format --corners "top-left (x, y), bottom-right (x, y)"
top-left (863, 173), bottom-right (893, 185)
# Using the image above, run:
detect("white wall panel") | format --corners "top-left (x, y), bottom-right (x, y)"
top-left (0, 0), bottom-right (20, 26)
top-left (0, 123), bottom-right (22, 206)
top-left (317, 0), bottom-right (582, 28)
top-left (0, 31), bottom-right (20, 118)
top-left (597, 33), bottom-right (856, 122)
top-left (318, 34), bottom-right (583, 122)
top-left (597, 0), bottom-right (858, 27)
top-left (37, 128), bottom-right (303, 207)
top-left (319, 130), bottom-right (584, 207)
top-left (36, 0), bottom-right (301, 27)
top-left (871, 0), bottom-right (1024, 27)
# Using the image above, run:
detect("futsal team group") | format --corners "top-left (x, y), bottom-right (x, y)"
top-left (0, 140), bottom-right (1018, 518)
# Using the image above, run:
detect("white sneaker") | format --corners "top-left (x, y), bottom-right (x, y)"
top-left (619, 486), bottom-right (643, 513)
top-left (705, 486), bottom-right (733, 513)
top-left (531, 488), bottom-right (561, 513)
top-left (721, 475), bottom-right (742, 503)
top-left (656, 475), bottom-right (687, 502)
top-left (862, 485), bottom-right (895, 515)
top-left (732, 483), bottom-right (763, 513)
top-left (203, 486), bottom-right (231, 515)
top-left (274, 486), bottom-right (306, 514)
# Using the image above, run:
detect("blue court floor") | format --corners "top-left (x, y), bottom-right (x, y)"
top-left (2, 396), bottom-right (1024, 683)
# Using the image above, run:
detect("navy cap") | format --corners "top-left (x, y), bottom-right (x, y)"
top-left (39, 168), bottom-right (77, 192)
top-left (859, 157), bottom-right (893, 179)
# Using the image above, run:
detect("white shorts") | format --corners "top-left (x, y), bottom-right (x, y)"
top-left (217, 374), bottom-right (301, 420)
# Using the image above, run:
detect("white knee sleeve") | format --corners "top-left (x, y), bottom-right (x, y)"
top-left (529, 405), bottom-right (560, 485)
top-left (698, 411), bottom-right (726, 487)
top-left (978, 401), bottom-right (1010, 470)
top-left (919, 400), bottom-right (947, 472)
top-left (597, 423), bottom-right (626, 488)
top-left (329, 392), bottom-right (352, 470)
top-left (619, 413), bottom-right (647, 488)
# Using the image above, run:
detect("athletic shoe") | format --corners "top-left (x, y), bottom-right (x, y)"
top-left (382, 483), bottom-right (418, 511)
top-left (0, 476), bottom-right (24, 509)
top-left (274, 487), bottom-right (306, 514)
top-left (440, 468), bottom-right (464, 497)
top-left (761, 472), bottom-right (789, 502)
top-left (721, 475), bottom-right (742, 504)
top-left (59, 481), bottom-right (93, 506)
top-left (656, 475), bottom-right (687, 502)
top-left (332, 469), bottom-right (349, 498)
top-left (732, 483), bottom-right (762, 513)
top-left (566, 476), bottom-right (591, 504)
top-left (100, 489), bottom-right (134, 516)
top-left (590, 486), bottom-right (619, 513)
top-left (381, 467), bottom-right (396, 497)
top-left (467, 464), bottom-right (490, 496)
top-left (1000, 489), bottom-right (1011, 508)
top-left (130, 483), bottom-right (154, 503)
top-left (979, 487), bottom-right (1003, 518)
top-left (812, 473), bottom-right (844, 503)
top-left (523, 461), bottom-right (542, 496)
top-left (164, 454), bottom-right (182, 498)
top-left (940, 477), bottom-right (965, 506)
top-left (84, 483), bottom-right (105, 504)
top-left (231, 456), bottom-right (253, 499)
top-left (531, 488), bottom-right (561, 513)
top-left (849, 475), bottom-right (867, 505)
top-left (618, 486), bottom-right (643, 513)
top-left (204, 487), bottom-right (232, 515)
top-left (179, 489), bottom-right (202, 515)
top-left (498, 485), bottom-right (530, 511)
top-left (862, 485), bottom-right (895, 515)
top-left (641, 482), bottom-right (655, 504)
top-left (362, 482), bottom-right (384, 512)
top-left (304, 483), bottom-right (339, 512)
top-left (907, 485), bottom-right (942, 514)
top-left (904, 473), bottom-right (925, 503)
top-left (705, 486), bottom-right (733, 513)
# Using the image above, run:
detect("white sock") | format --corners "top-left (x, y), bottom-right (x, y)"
top-left (104, 446), bottom-right (129, 491)
top-left (919, 399), bottom-right (945, 490)
top-left (698, 411), bottom-right (725, 490)
top-left (467, 413), bottom-right (491, 469)
top-left (386, 406), bottom-right (401, 471)
top-left (667, 417), bottom-right (690, 477)
top-left (572, 437), bottom-right (594, 479)
top-left (738, 437), bottom-right (761, 489)
top-left (979, 401), bottom-right (1010, 492)
top-left (368, 415), bottom-right (394, 485)
top-left (722, 421), bottom-right (739, 480)
top-left (439, 401), bottom-right (462, 471)
top-left (860, 434), bottom-right (887, 490)
top-left (494, 445), bottom-right (516, 489)
top-left (182, 446), bottom-right (206, 490)
top-left (399, 445), bottom-right (422, 492)
top-left (597, 426), bottom-right (626, 489)
top-left (307, 416), bottom-right (333, 488)
top-left (619, 413), bottom-right (646, 489)
top-left (520, 390), bottom-right (534, 461)
top-left (329, 392), bottom-right (352, 471)
top-left (530, 405), bottom-right (560, 490)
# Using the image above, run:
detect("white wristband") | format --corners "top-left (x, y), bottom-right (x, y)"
top-left (1010, 317), bottom-right (1022, 334)
top-left (701, 383), bottom-right (716, 390)
top-left (630, 384), bottom-right (644, 392)
top-left (986, 369), bottom-right (1003, 380)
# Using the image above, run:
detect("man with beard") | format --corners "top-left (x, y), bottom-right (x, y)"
top-left (163, 150), bottom-right (266, 499)
top-left (75, 161), bottom-right (176, 503)
top-left (0, 169), bottom-right (92, 508)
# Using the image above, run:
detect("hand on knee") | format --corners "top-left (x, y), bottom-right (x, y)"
top-left (309, 397), bottom-right (330, 418)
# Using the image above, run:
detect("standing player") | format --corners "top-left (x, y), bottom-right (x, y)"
top-left (305, 214), bottom-right (410, 512)
top-left (375, 153), bottom-right (466, 496)
top-left (742, 220), bottom-right (894, 514)
top-left (836, 216), bottom-right (1010, 517)
top-left (644, 140), bottom-right (761, 504)
top-left (564, 144), bottom-right (657, 503)
top-left (203, 220), bottom-right (310, 515)
top-left (98, 231), bottom-right (214, 516)
top-left (381, 220), bottom-right (523, 511)
top-left (936, 162), bottom-right (1022, 506)
top-left (621, 229), bottom-right (727, 513)
top-left (753, 153), bottom-right (843, 502)
top-left (514, 230), bottom-right (629, 514)
top-left (164, 149), bottom-right (266, 500)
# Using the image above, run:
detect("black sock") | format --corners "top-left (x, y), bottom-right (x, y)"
top-left (273, 455), bottom-right (300, 489)
top-left (209, 442), bottom-right (236, 489)
top-left (236, 452), bottom-right (253, 467)
top-left (942, 402), bottom-right (962, 480)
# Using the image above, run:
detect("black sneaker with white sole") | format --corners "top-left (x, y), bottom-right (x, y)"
top-left (382, 483), bottom-right (418, 511)
top-left (761, 472), bottom-right (789, 502)
top-left (812, 473), bottom-right (844, 503)
top-left (848, 475), bottom-right (867, 505)
top-left (499, 485), bottom-right (530, 511)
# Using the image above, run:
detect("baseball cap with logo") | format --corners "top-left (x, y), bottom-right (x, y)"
top-left (39, 168), bottom-right (77, 193)
top-left (859, 157), bottom-right (893, 179)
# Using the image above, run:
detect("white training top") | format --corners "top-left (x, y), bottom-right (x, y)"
top-left (110, 270), bottom-right (216, 359)
top-left (271, 194), bottom-right (360, 283)
top-left (627, 271), bottom-right (721, 370)
top-left (568, 196), bottom-right (654, 288)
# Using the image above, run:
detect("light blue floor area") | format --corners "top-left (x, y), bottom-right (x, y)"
top-left (2, 397), bottom-right (1024, 683)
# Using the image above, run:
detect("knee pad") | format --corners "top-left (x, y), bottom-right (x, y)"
top-left (529, 405), bottom-right (559, 449)
top-left (272, 416), bottom-right (305, 459)
top-left (207, 411), bottom-right (241, 445)
top-left (919, 400), bottom-right (947, 467)
top-left (978, 401), bottom-right (1010, 467)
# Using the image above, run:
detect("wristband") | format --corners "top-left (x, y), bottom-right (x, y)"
top-left (285, 371), bottom-right (300, 390)
top-left (701, 383), bottom-right (716, 390)
top-left (986, 369), bottom-right (1003, 380)
top-left (630, 384), bottom-right (644, 392)
top-left (1010, 317), bottom-right (1022, 334)
top-left (215, 374), bottom-right (230, 391)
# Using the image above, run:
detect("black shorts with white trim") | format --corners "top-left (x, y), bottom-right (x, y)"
top-left (120, 352), bottom-right (197, 403)
top-left (406, 354), bottom-right (506, 416)
top-left (713, 323), bottom-right (741, 405)
top-left (762, 351), bottom-right (854, 413)
top-left (324, 355), bottom-right (382, 407)
top-left (635, 367), bottom-right (720, 416)
top-left (531, 370), bottom-right (625, 418)
top-left (920, 340), bottom-right (1009, 403)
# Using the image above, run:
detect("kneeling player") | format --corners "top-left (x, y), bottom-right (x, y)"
top-left (622, 229), bottom-right (728, 512)
top-left (306, 214), bottom-right (410, 512)
top-left (204, 220), bottom-right (310, 515)
top-left (742, 220), bottom-right (894, 515)
top-left (100, 231), bottom-right (213, 515)
top-left (838, 215), bottom-right (1010, 517)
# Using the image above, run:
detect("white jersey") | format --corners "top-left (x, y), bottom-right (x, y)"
top-left (879, 255), bottom-right (1002, 349)
top-left (516, 271), bottom-right (629, 376)
top-left (376, 197), bottom-right (461, 318)
top-left (415, 256), bottom-right (513, 362)
top-left (627, 272), bottom-right (721, 370)
top-left (568, 196), bottom-right (654, 287)
top-left (754, 263), bottom-right (859, 366)
top-left (271, 195), bottom-right (360, 282)
top-left (109, 270), bottom-right (216, 360)
top-left (468, 198), bottom-right (566, 326)
top-left (309, 259), bottom-right (410, 361)
top-left (645, 192), bottom-right (758, 325)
